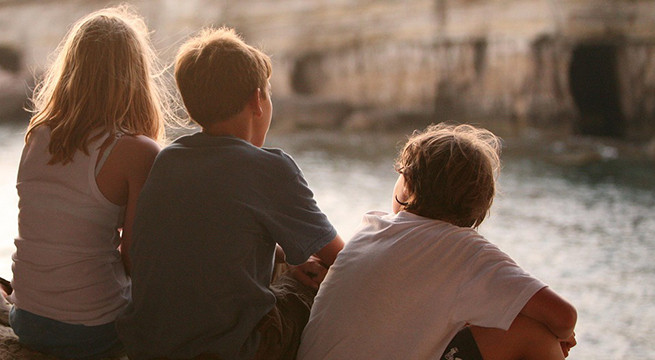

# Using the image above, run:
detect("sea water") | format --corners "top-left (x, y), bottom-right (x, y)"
top-left (0, 124), bottom-right (653, 359)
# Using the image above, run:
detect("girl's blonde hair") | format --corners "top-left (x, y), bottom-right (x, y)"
top-left (395, 123), bottom-right (502, 228)
top-left (26, 5), bottom-right (177, 164)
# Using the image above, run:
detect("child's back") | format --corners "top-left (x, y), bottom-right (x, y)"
top-left (117, 133), bottom-right (335, 359)
top-left (13, 125), bottom-right (130, 321)
top-left (299, 210), bottom-right (546, 359)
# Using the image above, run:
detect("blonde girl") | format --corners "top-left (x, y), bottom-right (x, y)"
top-left (7, 5), bottom-right (176, 359)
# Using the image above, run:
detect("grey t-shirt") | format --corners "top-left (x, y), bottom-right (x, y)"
top-left (116, 133), bottom-right (336, 360)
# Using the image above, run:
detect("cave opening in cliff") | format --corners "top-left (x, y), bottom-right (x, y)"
top-left (291, 53), bottom-right (323, 95)
top-left (569, 44), bottom-right (624, 137)
top-left (0, 46), bottom-right (21, 73)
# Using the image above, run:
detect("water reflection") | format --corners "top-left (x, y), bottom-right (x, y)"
top-left (0, 123), bottom-right (23, 281)
top-left (0, 125), bottom-right (653, 359)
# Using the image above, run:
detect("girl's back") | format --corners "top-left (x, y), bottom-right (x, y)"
top-left (12, 125), bottom-right (129, 326)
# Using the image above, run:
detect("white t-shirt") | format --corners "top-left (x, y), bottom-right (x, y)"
top-left (10, 126), bottom-right (129, 326)
top-left (298, 211), bottom-right (547, 360)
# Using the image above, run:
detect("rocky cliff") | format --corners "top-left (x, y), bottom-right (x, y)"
top-left (1, 0), bottom-right (654, 140)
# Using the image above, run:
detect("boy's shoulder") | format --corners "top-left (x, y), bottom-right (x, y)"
top-left (394, 212), bottom-right (502, 253)
top-left (158, 132), bottom-right (301, 175)
top-left (166, 132), bottom-right (286, 156)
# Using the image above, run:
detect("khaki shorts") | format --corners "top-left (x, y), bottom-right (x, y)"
top-left (253, 266), bottom-right (317, 360)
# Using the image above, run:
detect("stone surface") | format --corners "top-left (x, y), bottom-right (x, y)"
top-left (0, 328), bottom-right (127, 360)
top-left (646, 137), bottom-right (655, 160)
top-left (0, 0), bottom-right (653, 139)
top-left (0, 69), bottom-right (29, 123)
top-left (342, 108), bottom-right (435, 132)
top-left (273, 96), bottom-right (353, 130)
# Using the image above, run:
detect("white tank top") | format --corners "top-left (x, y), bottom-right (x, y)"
top-left (10, 125), bottom-right (130, 326)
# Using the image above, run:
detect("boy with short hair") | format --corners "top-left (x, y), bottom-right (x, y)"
top-left (298, 123), bottom-right (577, 360)
top-left (116, 27), bottom-right (344, 360)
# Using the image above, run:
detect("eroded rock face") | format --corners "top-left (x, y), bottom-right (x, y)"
top-left (0, 45), bottom-right (29, 122)
top-left (0, 0), bottom-right (653, 138)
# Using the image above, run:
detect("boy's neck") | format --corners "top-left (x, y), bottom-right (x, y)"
top-left (201, 112), bottom-right (258, 145)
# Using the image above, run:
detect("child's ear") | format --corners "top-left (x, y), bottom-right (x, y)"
top-left (248, 88), bottom-right (263, 117)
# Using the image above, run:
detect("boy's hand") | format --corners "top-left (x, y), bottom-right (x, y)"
top-left (560, 332), bottom-right (576, 358)
top-left (290, 256), bottom-right (329, 290)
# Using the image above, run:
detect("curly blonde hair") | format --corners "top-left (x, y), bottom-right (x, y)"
top-left (395, 123), bottom-right (502, 228)
top-left (26, 5), bottom-right (178, 164)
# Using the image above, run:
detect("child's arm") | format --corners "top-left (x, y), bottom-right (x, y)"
top-left (99, 135), bottom-right (160, 276)
top-left (314, 234), bottom-right (345, 267)
top-left (120, 137), bottom-right (160, 275)
top-left (520, 287), bottom-right (577, 340)
top-left (291, 235), bottom-right (345, 289)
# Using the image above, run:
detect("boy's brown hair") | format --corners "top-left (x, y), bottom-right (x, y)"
top-left (174, 27), bottom-right (272, 127)
top-left (394, 123), bottom-right (501, 228)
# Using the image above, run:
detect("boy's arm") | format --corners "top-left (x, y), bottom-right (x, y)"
top-left (520, 286), bottom-right (578, 340)
top-left (313, 234), bottom-right (345, 266)
top-left (290, 235), bottom-right (345, 289)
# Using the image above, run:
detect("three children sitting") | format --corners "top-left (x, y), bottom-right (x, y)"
top-left (8, 9), bottom-right (577, 359)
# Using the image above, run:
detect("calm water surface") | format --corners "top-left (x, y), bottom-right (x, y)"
top-left (0, 124), bottom-right (653, 359)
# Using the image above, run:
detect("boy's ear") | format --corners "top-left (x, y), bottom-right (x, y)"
top-left (248, 88), bottom-right (263, 117)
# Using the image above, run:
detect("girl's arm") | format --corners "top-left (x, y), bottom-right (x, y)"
top-left (116, 136), bottom-right (160, 275)
top-left (520, 286), bottom-right (577, 340)
top-left (96, 135), bottom-right (160, 276)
